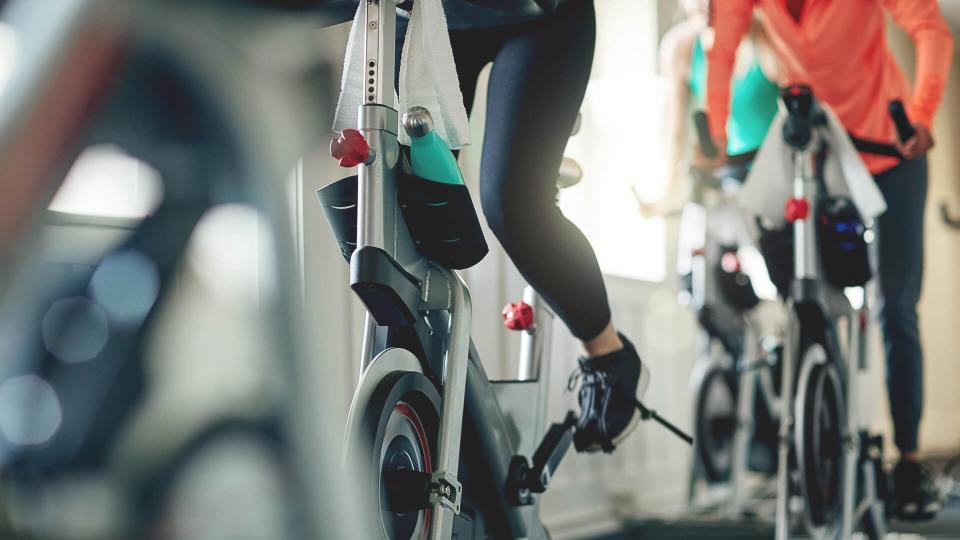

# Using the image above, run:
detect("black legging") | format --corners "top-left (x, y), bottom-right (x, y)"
top-left (398, 0), bottom-right (609, 340)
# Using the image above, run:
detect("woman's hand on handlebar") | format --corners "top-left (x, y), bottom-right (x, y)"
top-left (693, 136), bottom-right (728, 171)
top-left (894, 123), bottom-right (934, 160)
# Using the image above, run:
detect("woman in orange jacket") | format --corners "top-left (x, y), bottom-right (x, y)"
top-left (705, 0), bottom-right (953, 521)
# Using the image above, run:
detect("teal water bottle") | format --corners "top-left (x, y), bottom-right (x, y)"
top-left (402, 106), bottom-right (465, 185)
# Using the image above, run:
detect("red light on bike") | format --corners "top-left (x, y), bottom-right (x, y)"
top-left (502, 301), bottom-right (535, 331)
top-left (784, 197), bottom-right (810, 222)
top-left (330, 128), bottom-right (370, 168)
top-left (721, 252), bottom-right (741, 273)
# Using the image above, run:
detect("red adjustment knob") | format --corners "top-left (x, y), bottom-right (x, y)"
top-left (330, 129), bottom-right (370, 167)
top-left (502, 301), bottom-right (535, 331)
top-left (784, 197), bottom-right (810, 223)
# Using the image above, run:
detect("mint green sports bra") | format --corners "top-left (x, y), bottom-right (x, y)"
top-left (688, 36), bottom-right (779, 156)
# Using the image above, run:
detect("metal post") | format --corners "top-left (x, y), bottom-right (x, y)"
top-left (359, 313), bottom-right (377, 375)
top-left (775, 301), bottom-right (799, 540)
top-left (363, 0), bottom-right (395, 107)
top-left (517, 286), bottom-right (553, 381)
top-left (431, 270), bottom-right (472, 540)
top-left (517, 285), bottom-right (555, 451)
top-left (793, 150), bottom-right (816, 282)
top-left (356, 0), bottom-right (398, 253)
top-left (841, 312), bottom-right (861, 538)
top-left (730, 324), bottom-right (757, 517)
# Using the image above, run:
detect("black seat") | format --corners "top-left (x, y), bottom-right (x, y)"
top-left (238, 0), bottom-right (358, 23)
top-left (461, 0), bottom-right (557, 15)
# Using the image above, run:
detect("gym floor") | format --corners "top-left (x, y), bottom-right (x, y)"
top-left (584, 458), bottom-right (960, 540)
top-left (591, 502), bottom-right (960, 539)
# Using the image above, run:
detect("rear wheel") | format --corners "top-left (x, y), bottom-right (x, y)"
top-left (694, 363), bottom-right (738, 483)
top-left (795, 341), bottom-right (845, 536)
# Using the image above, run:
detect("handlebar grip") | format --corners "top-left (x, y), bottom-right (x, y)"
top-left (889, 100), bottom-right (916, 142)
top-left (693, 111), bottom-right (717, 159)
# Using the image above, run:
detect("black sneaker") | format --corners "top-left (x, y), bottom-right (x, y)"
top-left (569, 333), bottom-right (651, 453)
top-left (893, 458), bottom-right (941, 521)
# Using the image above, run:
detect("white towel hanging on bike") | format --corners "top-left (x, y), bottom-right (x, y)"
top-left (739, 105), bottom-right (887, 229)
top-left (333, 0), bottom-right (470, 149)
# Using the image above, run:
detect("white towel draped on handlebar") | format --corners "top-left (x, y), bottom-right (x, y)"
top-left (333, 0), bottom-right (471, 149)
top-left (740, 104), bottom-right (887, 229)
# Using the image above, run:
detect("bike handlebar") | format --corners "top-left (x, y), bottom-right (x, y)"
top-left (696, 97), bottom-right (916, 163)
top-left (888, 99), bottom-right (916, 143)
top-left (693, 110), bottom-right (717, 159)
top-left (691, 110), bottom-right (755, 168)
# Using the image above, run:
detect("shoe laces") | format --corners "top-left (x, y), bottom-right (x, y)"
top-left (567, 363), bottom-right (618, 441)
top-left (566, 363), bottom-right (613, 393)
top-left (916, 462), bottom-right (937, 489)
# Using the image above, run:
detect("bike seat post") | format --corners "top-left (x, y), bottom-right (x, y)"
top-left (517, 286), bottom-right (554, 382)
top-left (355, 0), bottom-right (401, 374)
top-left (791, 146), bottom-right (818, 288)
top-left (516, 286), bottom-right (555, 447)
top-left (356, 0), bottom-right (400, 254)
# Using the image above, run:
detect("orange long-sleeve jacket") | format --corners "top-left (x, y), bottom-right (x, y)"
top-left (706, 0), bottom-right (954, 173)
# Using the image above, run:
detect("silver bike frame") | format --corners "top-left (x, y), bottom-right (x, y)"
top-left (350, 2), bottom-right (555, 537)
top-left (774, 131), bottom-right (886, 540)
top-left (356, 2), bottom-right (472, 535)
top-left (683, 171), bottom-right (774, 516)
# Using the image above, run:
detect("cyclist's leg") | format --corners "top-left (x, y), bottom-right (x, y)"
top-left (467, 0), bottom-right (649, 452)
top-left (873, 156), bottom-right (937, 516)
top-left (478, 1), bottom-right (609, 345)
top-left (874, 157), bottom-right (927, 455)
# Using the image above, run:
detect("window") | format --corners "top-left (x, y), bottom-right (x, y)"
top-left (559, 0), bottom-right (667, 282)
top-left (48, 145), bottom-right (162, 220)
top-left (0, 21), bottom-right (161, 221)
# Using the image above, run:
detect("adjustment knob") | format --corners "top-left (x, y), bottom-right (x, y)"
top-left (330, 129), bottom-right (370, 168)
top-left (502, 301), bottom-right (535, 331)
top-left (784, 197), bottom-right (810, 223)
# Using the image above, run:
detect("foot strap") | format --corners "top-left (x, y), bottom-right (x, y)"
top-left (634, 399), bottom-right (693, 445)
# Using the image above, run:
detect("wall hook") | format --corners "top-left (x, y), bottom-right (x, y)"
top-left (940, 201), bottom-right (960, 230)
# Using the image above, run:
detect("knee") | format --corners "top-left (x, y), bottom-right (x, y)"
top-left (877, 297), bottom-right (919, 343)
top-left (480, 184), bottom-right (537, 246)
top-left (480, 189), bottom-right (510, 241)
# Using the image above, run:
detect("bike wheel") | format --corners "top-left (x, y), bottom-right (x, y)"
top-left (795, 341), bottom-right (845, 534)
top-left (351, 370), bottom-right (440, 540)
top-left (695, 364), bottom-right (738, 483)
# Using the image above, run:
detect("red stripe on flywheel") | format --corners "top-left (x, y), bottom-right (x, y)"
top-left (394, 402), bottom-right (432, 539)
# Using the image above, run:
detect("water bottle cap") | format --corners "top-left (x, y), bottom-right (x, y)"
top-left (402, 106), bottom-right (434, 139)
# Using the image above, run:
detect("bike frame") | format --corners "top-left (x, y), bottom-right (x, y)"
top-left (684, 167), bottom-right (774, 516)
top-left (774, 121), bottom-right (886, 540)
top-left (347, 2), bottom-right (557, 538)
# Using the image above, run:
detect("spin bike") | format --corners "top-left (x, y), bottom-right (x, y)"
top-left (685, 112), bottom-right (783, 515)
top-left (317, 1), bottom-right (689, 538)
top-left (764, 85), bottom-right (917, 540)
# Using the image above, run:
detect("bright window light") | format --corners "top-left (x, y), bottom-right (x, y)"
top-left (559, 0), bottom-right (666, 282)
top-left (48, 145), bottom-right (162, 219)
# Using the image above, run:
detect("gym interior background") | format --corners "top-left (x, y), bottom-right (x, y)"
top-left (26, 0), bottom-right (960, 538)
